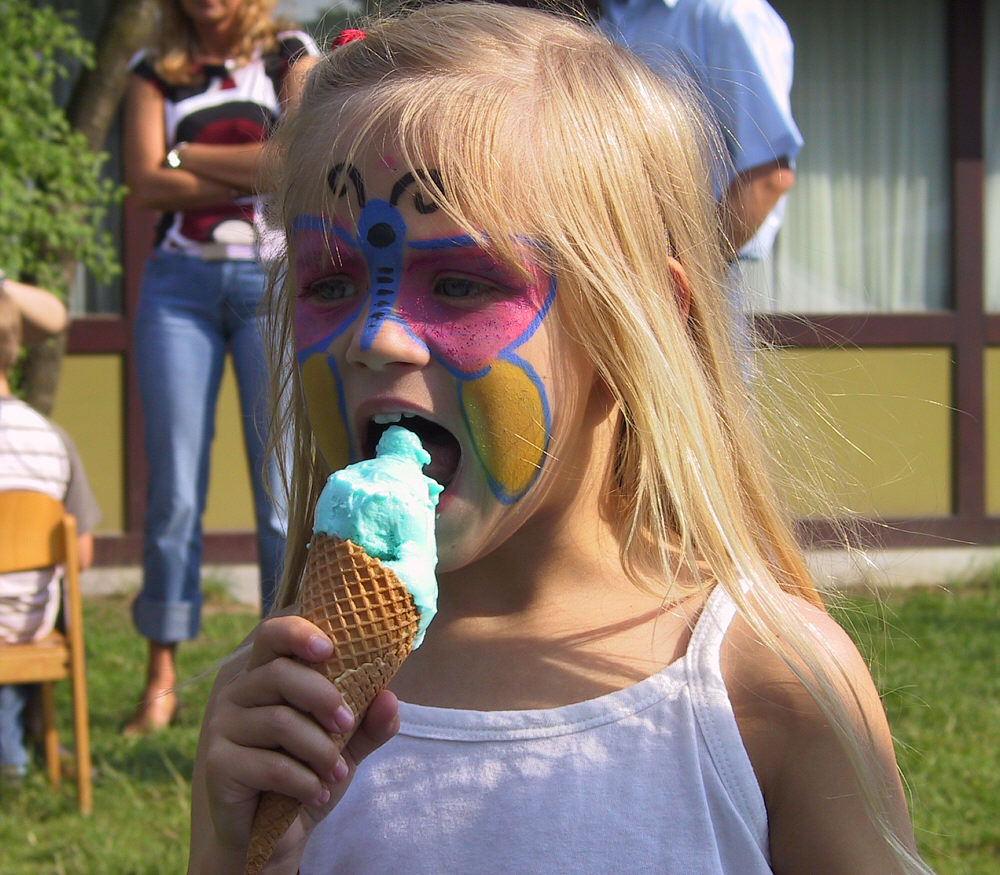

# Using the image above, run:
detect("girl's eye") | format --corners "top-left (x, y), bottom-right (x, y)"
top-left (435, 276), bottom-right (497, 300)
top-left (306, 276), bottom-right (357, 303)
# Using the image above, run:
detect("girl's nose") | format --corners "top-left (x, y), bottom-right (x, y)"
top-left (345, 310), bottom-right (430, 370)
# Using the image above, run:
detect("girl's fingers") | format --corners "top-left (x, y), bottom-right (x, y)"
top-left (245, 614), bottom-right (334, 671)
top-left (213, 739), bottom-right (342, 808)
top-left (343, 690), bottom-right (400, 767)
top-left (230, 656), bottom-right (355, 736)
top-left (226, 703), bottom-right (346, 783)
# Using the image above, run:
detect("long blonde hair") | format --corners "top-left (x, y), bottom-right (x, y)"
top-left (152, 0), bottom-right (284, 85)
top-left (262, 5), bottom-right (927, 870)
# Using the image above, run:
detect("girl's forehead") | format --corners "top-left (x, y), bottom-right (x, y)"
top-left (376, 152), bottom-right (401, 172)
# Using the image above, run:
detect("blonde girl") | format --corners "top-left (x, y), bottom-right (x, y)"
top-left (189, 4), bottom-right (928, 872)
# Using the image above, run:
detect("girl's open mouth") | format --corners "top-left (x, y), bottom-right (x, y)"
top-left (366, 414), bottom-right (461, 489)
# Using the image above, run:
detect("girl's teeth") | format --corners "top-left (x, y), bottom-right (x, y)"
top-left (372, 413), bottom-right (403, 424)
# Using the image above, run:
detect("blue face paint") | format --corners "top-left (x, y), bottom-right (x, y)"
top-left (293, 165), bottom-right (555, 502)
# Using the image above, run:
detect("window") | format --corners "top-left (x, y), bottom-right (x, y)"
top-left (751, 0), bottom-right (949, 313)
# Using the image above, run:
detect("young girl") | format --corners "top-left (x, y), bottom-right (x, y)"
top-left (189, 4), bottom-right (928, 872)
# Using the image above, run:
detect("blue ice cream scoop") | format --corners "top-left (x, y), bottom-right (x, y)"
top-left (313, 426), bottom-right (442, 647)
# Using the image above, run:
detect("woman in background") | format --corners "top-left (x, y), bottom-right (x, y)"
top-left (122, 0), bottom-right (318, 735)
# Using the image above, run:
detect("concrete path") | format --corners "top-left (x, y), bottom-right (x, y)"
top-left (81, 545), bottom-right (1000, 607)
top-left (81, 563), bottom-right (262, 610)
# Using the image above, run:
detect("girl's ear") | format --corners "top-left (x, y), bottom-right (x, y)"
top-left (667, 256), bottom-right (692, 320)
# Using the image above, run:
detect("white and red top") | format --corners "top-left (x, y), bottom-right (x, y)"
top-left (130, 30), bottom-right (319, 259)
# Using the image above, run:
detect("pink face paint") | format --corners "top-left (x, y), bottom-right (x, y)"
top-left (292, 209), bottom-right (554, 502)
top-left (293, 226), bottom-right (367, 353)
top-left (293, 219), bottom-right (550, 377)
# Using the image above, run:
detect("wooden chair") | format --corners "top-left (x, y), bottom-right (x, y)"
top-left (0, 490), bottom-right (92, 814)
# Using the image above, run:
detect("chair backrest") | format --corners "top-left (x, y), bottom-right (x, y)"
top-left (0, 489), bottom-right (92, 814)
top-left (0, 489), bottom-right (73, 574)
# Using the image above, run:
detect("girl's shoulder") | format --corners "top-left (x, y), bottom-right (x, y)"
top-left (720, 590), bottom-right (916, 870)
top-left (721, 591), bottom-right (879, 762)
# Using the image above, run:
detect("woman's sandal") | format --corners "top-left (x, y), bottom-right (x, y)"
top-left (121, 690), bottom-right (180, 737)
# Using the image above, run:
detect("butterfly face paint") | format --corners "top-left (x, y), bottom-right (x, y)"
top-left (293, 164), bottom-right (554, 505)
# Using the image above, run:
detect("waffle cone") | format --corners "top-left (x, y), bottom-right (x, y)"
top-left (244, 534), bottom-right (420, 874)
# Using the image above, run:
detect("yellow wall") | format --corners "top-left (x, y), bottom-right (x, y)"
top-left (53, 348), bottom-right (956, 534)
top-left (203, 361), bottom-right (256, 531)
top-left (985, 349), bottom-right (1000, 514)
top-left (52, 354), bottom-right (256, 533)
top-left (756, 348), bottom-right (952, 518)
top-left (51, 354), bottom-right (124, 533)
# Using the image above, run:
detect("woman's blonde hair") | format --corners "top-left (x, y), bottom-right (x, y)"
top-left (153, 0), bottom-right (283, 84)
top-left (262, 5), bottom-right (927, 870)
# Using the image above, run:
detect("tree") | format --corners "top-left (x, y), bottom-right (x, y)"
top-left (0, 0), bottom-right (156, 413)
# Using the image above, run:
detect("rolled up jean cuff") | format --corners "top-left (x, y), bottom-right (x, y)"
top-left (132, 592), bottom-right (202, 644)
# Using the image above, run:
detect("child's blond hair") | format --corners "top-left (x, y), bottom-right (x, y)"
top-left (262, 5), bottom-right (928, 870)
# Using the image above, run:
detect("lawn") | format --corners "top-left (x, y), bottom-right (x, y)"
top-left (829, 576), bottom-right (1000, 873)
top-left (0, 576), bottom-right (996, 873)
top-left (0, 587), bottom-right (257, 874)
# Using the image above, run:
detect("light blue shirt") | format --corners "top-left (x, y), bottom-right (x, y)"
top-left (600, 0), bottom-right (803, 259)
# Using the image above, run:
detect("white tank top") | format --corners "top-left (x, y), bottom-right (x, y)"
top-left (301, 585), bottom-right (771, 873)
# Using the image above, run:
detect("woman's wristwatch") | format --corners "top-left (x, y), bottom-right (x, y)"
top-left (165, 142), bottom-right (189, 169)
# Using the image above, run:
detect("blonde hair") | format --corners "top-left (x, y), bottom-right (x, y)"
top-left (153, 0), bottom-right (284, 85)
top-left (0, 290), bottom-right (22, 374)
top-left (262, 5), bottom-right (927, 870)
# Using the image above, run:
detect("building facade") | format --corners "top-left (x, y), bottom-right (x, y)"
top-left (48, 0), bottom-right (1000, 563)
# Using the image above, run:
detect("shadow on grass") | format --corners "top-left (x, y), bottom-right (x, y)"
top-left (102, 735), bottom-right (197, 784)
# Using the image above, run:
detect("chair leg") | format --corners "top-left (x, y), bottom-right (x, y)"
top-left (40, 683), bottom-right (61, 788)
top-left (70, 662), bottom-right (92, 814)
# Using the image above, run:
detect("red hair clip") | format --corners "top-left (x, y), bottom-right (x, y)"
top-left (331, 28), bottom-right (366, 48)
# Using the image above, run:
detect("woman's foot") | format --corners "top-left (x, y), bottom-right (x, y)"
top-left (122, 690), bottom-right (179, 736)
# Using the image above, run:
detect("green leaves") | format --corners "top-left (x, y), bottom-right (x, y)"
top-left (0, 0), bottom-right (123, 294)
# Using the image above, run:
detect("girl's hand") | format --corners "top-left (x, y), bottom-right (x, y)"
top-left (188, 614), bottom-right (401, 873)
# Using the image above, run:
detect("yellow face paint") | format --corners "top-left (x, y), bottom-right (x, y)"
top-left (300, 352), bottom-right (351, 472)
top-left (460, 359), bottom-right (548, 502)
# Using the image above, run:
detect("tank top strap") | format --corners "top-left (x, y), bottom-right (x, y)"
top-left (684, 583), bottom-right (770, 855)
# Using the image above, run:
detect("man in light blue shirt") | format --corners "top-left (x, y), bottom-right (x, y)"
top-left (599, 0), bottom-right (803, 262)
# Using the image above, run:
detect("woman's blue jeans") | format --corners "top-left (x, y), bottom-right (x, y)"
top-left (132, 251), bottom-right (287, 643)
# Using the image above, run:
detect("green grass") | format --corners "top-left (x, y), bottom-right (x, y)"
top-left (0, 589), bottom-right (257, 874)
top-left (829, 574), bottom-right (1000, 874)
top-left (0, 576), bottom-right (997, 873)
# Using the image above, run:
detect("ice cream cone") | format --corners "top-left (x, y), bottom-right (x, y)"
top-left (244, 534), bottom-right (421, 874)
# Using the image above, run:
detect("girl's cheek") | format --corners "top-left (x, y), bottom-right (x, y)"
top-left (293, 296), bottom-right (354, 354)
top-left (298, 342), bottom-right (353, 472)
top-left (401, 296), bottom-right (546, 373)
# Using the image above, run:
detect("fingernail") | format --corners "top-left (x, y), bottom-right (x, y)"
top-left (307, 634), bottom-right (333, 660)
top-left (332, 757), bottom-right (349, 783)
top-left (334, 705), bottom-right (355, 733)
top-left (312, 785), bottom-right (331, 807)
